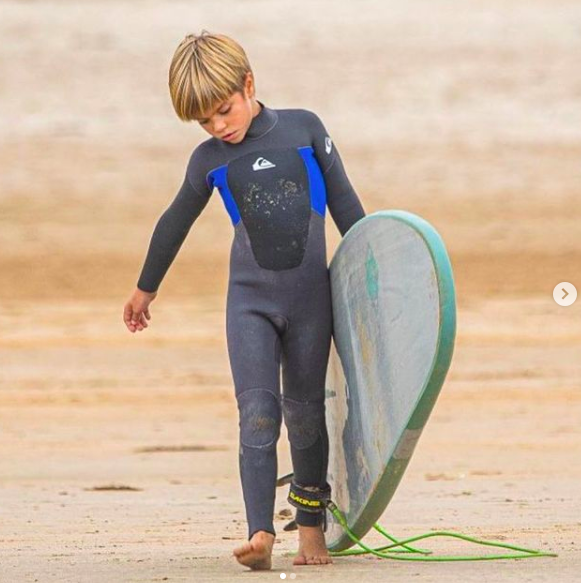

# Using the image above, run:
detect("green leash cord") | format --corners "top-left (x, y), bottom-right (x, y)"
top-left (320, 500), bottom-right (558, 562)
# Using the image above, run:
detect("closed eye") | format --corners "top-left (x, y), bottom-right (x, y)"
top-left (198, 104), bottom-right (231, 125)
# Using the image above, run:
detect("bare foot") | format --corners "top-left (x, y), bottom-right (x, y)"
top-left (293, 524), bottom-right (333, 566)
top-left (233, 530), bottom-right (275, 570)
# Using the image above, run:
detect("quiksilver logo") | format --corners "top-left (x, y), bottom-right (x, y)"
top-left (252, 157), bottom-right (276, 171)
top-left (325, 137), bottom-right (333, 154)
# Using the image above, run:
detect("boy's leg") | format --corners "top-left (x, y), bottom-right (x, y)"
top-left (227, 301), bottom-right (285, 540)
top-left (280, 281), bottom-right (333, 528)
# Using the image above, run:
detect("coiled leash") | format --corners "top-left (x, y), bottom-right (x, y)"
top-left (278, 473), bottom-right (558, 561)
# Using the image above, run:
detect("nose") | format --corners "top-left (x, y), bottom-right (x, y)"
top-left (213, 119), bottom-right (227, 134)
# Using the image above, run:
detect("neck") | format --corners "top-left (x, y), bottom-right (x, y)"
top-left (250, 98), bottom-right (261, 118)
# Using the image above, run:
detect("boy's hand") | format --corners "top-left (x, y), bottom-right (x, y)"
top-left (123, 288), bottom-right (158, 333)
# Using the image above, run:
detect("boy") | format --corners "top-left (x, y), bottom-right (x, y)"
top-left (123, 31), bottom-right (365, 569)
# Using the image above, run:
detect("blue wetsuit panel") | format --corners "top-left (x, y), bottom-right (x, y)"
top-left (207, 164), bottom-right (241, 227)
top-left (298, 146), bottom-right (326, 218)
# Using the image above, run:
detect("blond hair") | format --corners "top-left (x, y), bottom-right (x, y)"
top-left (169, 31), bottom-right (253, 121)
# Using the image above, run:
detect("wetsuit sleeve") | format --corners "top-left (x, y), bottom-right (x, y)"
top-left (307, 112), bottom-right (366, 236)
top-left (136, 158), bottom-right (212, 293)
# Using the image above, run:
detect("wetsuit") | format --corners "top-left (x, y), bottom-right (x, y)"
top-left (137, 102), bottom-right (365, 539)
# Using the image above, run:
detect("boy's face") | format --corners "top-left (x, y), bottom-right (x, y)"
top-left (196, 73), bottom-right (258, 144)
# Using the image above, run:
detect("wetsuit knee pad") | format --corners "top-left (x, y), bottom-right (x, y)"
top-left (281, 396), bottom-right (325, 450)
top-left (237, 388), bottom-right (282, 449)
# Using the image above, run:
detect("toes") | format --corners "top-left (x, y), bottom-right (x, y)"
top-left (294, 552), bottom-right (333, 566)
top-left (303, 555), bottom-right (332, 565)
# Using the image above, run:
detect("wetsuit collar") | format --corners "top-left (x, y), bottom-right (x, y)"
top-left (244, 101), bottom-right (278, 140)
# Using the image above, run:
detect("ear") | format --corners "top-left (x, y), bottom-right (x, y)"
top-left (244, 71), bottom-right (255, 98)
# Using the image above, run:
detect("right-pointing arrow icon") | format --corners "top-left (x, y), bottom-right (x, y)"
top-left (553, 282), bottom-right (577, 306)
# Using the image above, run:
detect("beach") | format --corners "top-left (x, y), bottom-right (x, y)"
top-left (1, 1), bottom-right (580, 580)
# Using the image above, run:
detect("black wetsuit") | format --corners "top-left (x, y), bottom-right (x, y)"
top-left (137, 102), bottom-right (365, 539)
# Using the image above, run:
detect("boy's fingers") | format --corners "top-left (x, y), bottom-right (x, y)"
top-left (123, 298), bottom-right (152, 332)
top-left (129, 308), bottom-right (143, 329)
top-left (123, 304), bottom-right (136, 327)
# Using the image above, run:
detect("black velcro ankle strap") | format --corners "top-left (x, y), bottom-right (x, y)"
top-left (287, 481), bottom-right (331, 513)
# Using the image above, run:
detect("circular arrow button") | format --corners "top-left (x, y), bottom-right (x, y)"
top-left (553, 282), bottom-right (577, 306)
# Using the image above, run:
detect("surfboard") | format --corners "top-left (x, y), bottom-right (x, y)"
top-left (324, 210), bottom-right (456, 551)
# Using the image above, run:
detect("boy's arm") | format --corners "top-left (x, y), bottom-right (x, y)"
top-left (136, 169), bottom-right (211, 293)
top-left (308, 112), bottom-right (366, 236)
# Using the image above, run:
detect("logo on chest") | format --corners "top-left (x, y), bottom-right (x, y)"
top-left (252, 157), bottom-right (276, 171)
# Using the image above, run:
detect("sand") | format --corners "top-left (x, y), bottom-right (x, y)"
top-left (1, 1), bottom-right (580, 581)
